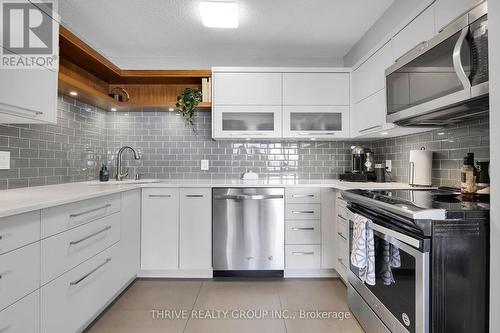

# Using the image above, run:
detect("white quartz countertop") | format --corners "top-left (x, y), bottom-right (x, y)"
top-left (0, 179), bottom-right (418, 218)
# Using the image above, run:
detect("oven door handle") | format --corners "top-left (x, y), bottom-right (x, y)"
top-left (347, 206), bottom-right (426, 251)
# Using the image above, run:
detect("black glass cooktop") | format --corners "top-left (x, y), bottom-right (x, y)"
top-left (344, 188), bottom-right (489, 221)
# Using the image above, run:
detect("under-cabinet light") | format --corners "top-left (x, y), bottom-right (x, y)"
top-left (199, 1), bottom-right (239, 28)
top-left (69, 91), bottom-right (78, 96)
top-left (380, 132), bottom-right (388, 135)
top-left (110, 107), bottom-right (117, 112)
top-left (168, 107), bottom-right (175, 111)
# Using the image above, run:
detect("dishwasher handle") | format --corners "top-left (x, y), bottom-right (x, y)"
top-left (214, 194), bottom-right (284, 200)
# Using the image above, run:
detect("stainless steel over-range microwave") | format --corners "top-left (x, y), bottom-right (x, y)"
top-left (386, 2), bottom-right (488, 127)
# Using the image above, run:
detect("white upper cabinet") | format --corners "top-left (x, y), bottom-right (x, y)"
top-left (391, 4), bottom-right (436, 62)
top-left (351, 89), bottom-right (394, 138)
top-left (434, 0), bottom-right (483, 32)
top-left (283, 105), bottom-right (350, 139)
top-left (213, 105), bottom-right (282, 139)
top-left (351, 42), bottom-right (393, 104)
top-left (283, 73), bottom-right (350, 106)
top-left (213, 72), bottom-right (282, 105)
top-left (0, 1), bottom-right (59, 124)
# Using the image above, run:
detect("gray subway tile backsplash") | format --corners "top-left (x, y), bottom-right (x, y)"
top-left (371, 117), bottom-right (490, 187)
top-left (0, 96), bottom-right (491, 189)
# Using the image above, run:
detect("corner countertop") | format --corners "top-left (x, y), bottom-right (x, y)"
top-left (0, 179), bottom-right (419, 218)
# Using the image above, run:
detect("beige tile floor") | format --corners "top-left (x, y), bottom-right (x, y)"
top-left (85, 278), bottom-right (365, 333)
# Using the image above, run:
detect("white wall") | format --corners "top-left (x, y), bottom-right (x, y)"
top-left (489, 0), bottom-right (499, 331)
top-left (343, 0), bottom-right (426, 66)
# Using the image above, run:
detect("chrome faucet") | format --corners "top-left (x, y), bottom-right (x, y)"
top-left (115, 146), bottom-right (141, 181)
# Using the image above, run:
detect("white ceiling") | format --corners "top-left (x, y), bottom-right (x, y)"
top-left (59, 0), bottom-right (394, 69)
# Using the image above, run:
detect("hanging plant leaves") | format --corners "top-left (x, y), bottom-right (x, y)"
top-left (176, 88), bottom-right (203, 133)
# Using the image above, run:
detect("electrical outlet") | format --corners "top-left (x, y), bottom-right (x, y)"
top-left (0, 151), bottom-right (10, 170)
top-left (200, 159), bottom-right (209, 171)
top-left (385, 160), bottom-right (392, 172)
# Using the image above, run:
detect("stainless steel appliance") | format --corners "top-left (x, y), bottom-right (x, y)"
top-left (343, 189), bottom-right (489, 333)
top-left (340, 146), bottom-right (377, 182)
top-left (212, 188), bottom-right (284, 277)
top-left (386, 2), bottom-right (488, 126)
top-left (351, 146), bottom-right (366, 174)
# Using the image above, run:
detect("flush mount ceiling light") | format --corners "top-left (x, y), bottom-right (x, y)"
top-left (199, 1), bottom-right (239, 28)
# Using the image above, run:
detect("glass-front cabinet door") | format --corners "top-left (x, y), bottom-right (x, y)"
top-left (282, 106), bottom-right (349, 139)
top-left (213, 105), bottom-right (282, 139)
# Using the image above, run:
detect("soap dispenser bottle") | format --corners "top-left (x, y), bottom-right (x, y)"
top-left (99, 163), bottom-right (109, 182)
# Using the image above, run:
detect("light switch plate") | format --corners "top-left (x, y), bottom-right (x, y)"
top-left (0, 151), bottom-right (10, 170)
top-left (201, 159), bottom-right (209, 171)
top-left (385, 160), bottom-right (392, 172)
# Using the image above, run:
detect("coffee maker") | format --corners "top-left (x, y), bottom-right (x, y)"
top-left (351, 146), bottom-right (365, 173)
top-left (339, 146), bottom-right (377, 182)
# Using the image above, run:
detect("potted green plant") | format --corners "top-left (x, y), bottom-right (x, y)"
top-left (176, 88), bottom-right (203, 132)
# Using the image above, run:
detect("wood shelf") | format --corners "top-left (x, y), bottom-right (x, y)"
top-left (58, 26), bottom-right (212, 112)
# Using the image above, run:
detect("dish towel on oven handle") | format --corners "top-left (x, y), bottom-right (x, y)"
top-left (350, 214), bottom-right (376, 285)
top-left (379, 240), bottom-right (401, 285)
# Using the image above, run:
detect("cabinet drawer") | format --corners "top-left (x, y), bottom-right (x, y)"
top-left (0, 242), bottom-right (40, 310)
top-left (41, 194), bottom-right (120, 238)
top-left (337, 257), bottom-right (348, 282)
top-left (41, 212), bottom-right (121, 285)
top-left (285, 221), bottom-right (320, 245)
top-left (285, 245), bottom-right (321, 269)
top-left (285, 188), bottom-right (321, 204)
top-left (337, 218), bottom-right (348, 242)
top-left (337, 234), bottom-right (349, 263)
top-left (0, 211), bottom-right (40, 255)
top-left (0, 290), bottom-right (40, 333)
top-left (41, 243), bottom-right (120, 333)
top-left (285, 204), bottom-right (320, 220)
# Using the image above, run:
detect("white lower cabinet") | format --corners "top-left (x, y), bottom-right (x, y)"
top-left (179, 188), bottom-right (212, 270)
top-left (335, 193), bottom-right (349, 283)
top-left (0, 242), bottom-right (40, 311)
top-left (41, 243), bottom-right (120, 333)
top-left (284, 188), bottom-right (337, 276)
top-left (117, 190), bottom-right (141, 285)
top-left (141, 188), bottom-right (180, 270)
top-left (285, 245), bottom-right (321, 269)
top-left (0, 291), bottom-right (40, 333)
top-left (41, 212), bottom-right (121, 285)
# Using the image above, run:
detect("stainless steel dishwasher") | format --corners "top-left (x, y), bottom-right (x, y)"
top-left (212, 188), bottom-right (284, 277)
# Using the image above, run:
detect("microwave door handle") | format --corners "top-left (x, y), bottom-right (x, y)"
top-left (453, 27), bottom-right (472, 90)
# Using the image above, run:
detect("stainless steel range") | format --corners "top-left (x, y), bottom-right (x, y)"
top-left (342, 189), bottom-right (489, 333)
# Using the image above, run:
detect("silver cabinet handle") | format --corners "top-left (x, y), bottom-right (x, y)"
top-left (69, 226), bottom-right (112, 246)
top-left (338, 258), bottom-right (347, 269)
top-left (185, 194), bottom-right (204, 198)
top-left (337, 214), bottom-right (347, 221)
top-left (70, 258), bottom-right (111, 286)
top-left (292, 210), bottom-right (315, 214)
top-left (291, 194), bottom-right (315, 198)
top-left (337, 232), bottom-right (347, 241)
top-left (69, 204), bottom-right (111, 218)
top-left (359, 125), bottom-right (382, 133)
top-left (292, 227), bottom-right (315, 231)
top-left (0, 102), bottom-right (43, 117)
top-left (292, 251), bottom-right (315, 256)
top-left (298, 132), bottom-right (335, 135)
top-left (148, 194), bottom-right (172, 198)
